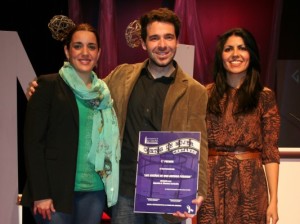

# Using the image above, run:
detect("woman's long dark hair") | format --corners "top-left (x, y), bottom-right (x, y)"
top-left (207, 28), bottom-right (263, 115)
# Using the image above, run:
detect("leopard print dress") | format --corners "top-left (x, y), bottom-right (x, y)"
top-left (198, 85), bottom-right (280, 224)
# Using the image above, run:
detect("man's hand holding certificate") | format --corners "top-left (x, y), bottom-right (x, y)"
top-left (134, 131), bottom-right (201, 215)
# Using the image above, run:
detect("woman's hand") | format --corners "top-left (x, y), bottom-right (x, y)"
top-left (33, 198), bottom-right (56, 220)
top-left (26, 79), bottom-right (38, 99)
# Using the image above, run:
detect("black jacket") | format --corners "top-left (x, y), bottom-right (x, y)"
top-left (21, 74), bottom-right (79, 213)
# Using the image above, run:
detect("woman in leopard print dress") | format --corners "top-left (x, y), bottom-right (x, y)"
top-left (198, 28), bottom-right (280, 224)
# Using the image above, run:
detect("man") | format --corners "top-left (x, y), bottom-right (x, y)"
top-left (28, 8), bottom-right (208, 224)
top-left (104, 8), bottom-right (208, 224)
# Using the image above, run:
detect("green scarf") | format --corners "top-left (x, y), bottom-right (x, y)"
top-left (59, 62), bottom-right (120, 207)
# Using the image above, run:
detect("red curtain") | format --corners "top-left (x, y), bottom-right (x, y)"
top-left (174, 0), bottom-right (210, 84)
top-left (68, 0), bottom-right (118, 78)
top-left (265, 0), bottom-right (283, 90)
top-left (68, 0), bottom-right (81, 24)
top-left (97, 0), bottom-right (118, 78)
top-left (174, 0), bottom-right (283, 89)
top-left (68, 0), bottom-right (283, 89)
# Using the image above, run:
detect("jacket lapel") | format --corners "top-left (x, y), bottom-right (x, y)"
top-left (124, 61), bottom-right (145, 98)
top-left (162, 67), bottom-right (188, 128)
top-left (58, 75), bottom-right (79, 128)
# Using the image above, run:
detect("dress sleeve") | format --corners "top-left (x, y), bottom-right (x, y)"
top-left (261, 88), bottom-right (280, 164)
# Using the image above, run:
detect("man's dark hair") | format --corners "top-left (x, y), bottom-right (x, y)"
top-left (139, 8), bottom-right (181, 42)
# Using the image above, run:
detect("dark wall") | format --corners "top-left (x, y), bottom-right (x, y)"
top-left (0, 0), bottom-right (69, 75)
top-left (277, 0), bottom-right (300, 146)
top-left (278, 0), bottom-right (300, 59)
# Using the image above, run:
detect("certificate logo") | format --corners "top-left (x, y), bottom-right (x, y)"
top-left (186, 205), bottom-right (194, 213)
top-left (144, 136), bottom-right (158, 145)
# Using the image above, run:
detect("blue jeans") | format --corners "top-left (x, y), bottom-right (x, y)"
top-left (111, 195), bottom-right (180, 224)
top-left (33, 190), bottom-right (106, 224)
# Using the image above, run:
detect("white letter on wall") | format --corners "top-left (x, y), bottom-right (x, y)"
top-left (0, 31), bottom-right (36, 224)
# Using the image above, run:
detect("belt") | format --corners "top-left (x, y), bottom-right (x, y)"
top-left (209, 148), bottom-right (261, 160)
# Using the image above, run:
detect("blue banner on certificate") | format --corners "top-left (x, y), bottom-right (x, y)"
top-left (134, 131), bottom-right (201, 214)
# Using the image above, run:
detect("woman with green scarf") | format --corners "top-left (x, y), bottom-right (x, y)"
top-left (21, 17), bottom-right (120, 224)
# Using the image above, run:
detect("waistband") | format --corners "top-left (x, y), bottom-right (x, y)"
top-left (209, 147), bottom-right (261, 160)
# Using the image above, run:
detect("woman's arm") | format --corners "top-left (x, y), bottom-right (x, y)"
top-left (265, 162), bottom-right (279, 224)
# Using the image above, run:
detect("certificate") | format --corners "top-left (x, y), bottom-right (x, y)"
top-left (134, 131), bottom-right (201, 214)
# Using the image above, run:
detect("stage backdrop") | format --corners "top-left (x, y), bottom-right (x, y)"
top-left (69, 0), bottom-right (282, 88)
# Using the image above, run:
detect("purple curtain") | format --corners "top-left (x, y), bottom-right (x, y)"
top-left (174, 0), bottom-right (210, 84)
top-left (265, 0), bottom-right (283, 90)
top-left (68, 0), bottom-right (282, 87)
top-left (97, 0), bottom-right (118, 78)
top-left (174, 0), bottom-right (283, 88)
top-left (68, 0), bottom-right (118, 78)
top-left (68, 0), bottom-right (82, 24)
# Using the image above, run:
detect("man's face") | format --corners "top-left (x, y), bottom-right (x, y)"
top-left (142, 21), bottom-right (178, 68)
